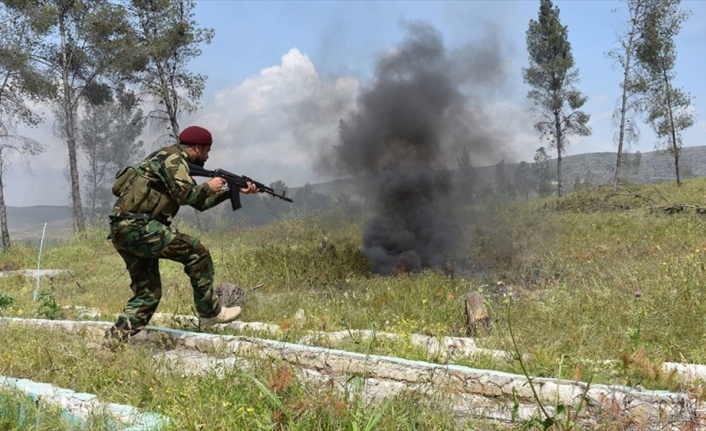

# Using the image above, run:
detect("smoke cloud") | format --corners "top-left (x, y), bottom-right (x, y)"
top-left (325, 21), bottom-right (516, 275)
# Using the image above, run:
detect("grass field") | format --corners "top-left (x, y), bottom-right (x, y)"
top-left (2, 179), bottom-right (706, 429)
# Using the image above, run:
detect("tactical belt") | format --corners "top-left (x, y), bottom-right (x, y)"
top-left (110, 212), bottom-right (171, 226)
top-left (110, 212), bottom-right (153, 222)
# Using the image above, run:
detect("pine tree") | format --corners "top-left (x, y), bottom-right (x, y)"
top-left (523, 0), bottom-right (591, 197)
top-left (632, 0), bottom-right (693, 186)
top-left (607, 0), bottom-right (652, 186)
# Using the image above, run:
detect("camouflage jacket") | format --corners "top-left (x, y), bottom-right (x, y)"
top-left (110, 144), bottom-right (228, 225)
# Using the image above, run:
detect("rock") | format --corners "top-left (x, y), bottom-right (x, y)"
top-left (317, 237), bottom-right (336, 256)
top-left (215, 283), bottom-right (245, 308)
top-left (0, 269), bottom-right (65, 278)
top-left (294, 309), bottom-right (306, 326)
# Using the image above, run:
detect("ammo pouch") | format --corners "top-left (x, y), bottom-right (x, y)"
top-left (112, 166), bottom-right (138, 198)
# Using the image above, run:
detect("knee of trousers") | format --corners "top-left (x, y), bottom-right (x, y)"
top-left (186, 242), bottom-right (213, 274)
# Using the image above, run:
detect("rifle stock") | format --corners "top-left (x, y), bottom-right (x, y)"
top-left (187, 162), bottom-right (293, 211)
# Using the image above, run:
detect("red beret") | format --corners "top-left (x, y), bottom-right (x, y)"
top-left (178, 126), bottom-right (213, 146)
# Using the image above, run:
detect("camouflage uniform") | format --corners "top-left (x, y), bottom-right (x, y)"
top-left (106, 144), bottom-right (229, 340)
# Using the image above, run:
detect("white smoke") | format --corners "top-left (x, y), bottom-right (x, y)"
top-left (189, 48), bottom-right (359, 188)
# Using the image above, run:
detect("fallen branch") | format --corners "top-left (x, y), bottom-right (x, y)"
top-left (611, 186), bottom-right (662, 207)
top-left (659, 204), bottom-right (706, 215)
top-left (611, 186), bottom-right (706, 215)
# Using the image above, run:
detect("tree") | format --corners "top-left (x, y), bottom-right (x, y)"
top-left (79, 102), bottom-right (113, 222)
top-left (3, 0), bottom-right (132, 232)
top-left (584, 170), bottom-right (595, 188)
top-left (456, 145), bottom-right (476, 202)
top-left (0, 4), bottom-right (53, 250)
top-left (607, 0), bottom-right (653, 187)
top-left (630, 150), bottom-right (642, 179)
top-left (572, 175), bottom-right (582, 191)
top-left (533, 146), bottom-right (553, 197)
top-left (261, 180), bottom-right (290, 221)
top-left (494, 159), bottom-right (515, 199)
top-left (523, 0), bottom-right (591, 197)
top-left (514, 161), bottom-right (535, 200)
top-left (106, 86), bottom-right (147, 170)
top-left (123, 0), bottom-right (213, 141)
top-left (293, 183), bottom-right (331, 215)
top-left (79, 85), bottom-right (145, 222)
top-left (633, 0), bottom-right (693, 186)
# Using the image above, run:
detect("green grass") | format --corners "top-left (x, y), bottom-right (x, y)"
top-left (0, 387), bottom-right (116, 431)
top-left (4, 181), bottom-right (706, 428)
top-left (0, 325), bottom-right (493, 430)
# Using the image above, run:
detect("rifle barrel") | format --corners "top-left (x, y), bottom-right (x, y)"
top-left (187, 162), bottom-right (293, 203)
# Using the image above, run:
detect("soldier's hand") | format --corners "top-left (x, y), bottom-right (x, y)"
top-left (239, 182), bottom-right (258, 194)
top-left (207, 177), bottom-right (227, 193)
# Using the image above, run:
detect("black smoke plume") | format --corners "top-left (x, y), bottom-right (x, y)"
top-left (331, 22), bottom-right (510, 275)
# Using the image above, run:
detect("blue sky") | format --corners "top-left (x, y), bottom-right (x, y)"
top-left (187, 0), bottom-right (706, 189)
top-left (6, 0), bottom-right (706, 206)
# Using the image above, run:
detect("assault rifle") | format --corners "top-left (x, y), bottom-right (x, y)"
top-left (187, 162), bottom-right (293, 211)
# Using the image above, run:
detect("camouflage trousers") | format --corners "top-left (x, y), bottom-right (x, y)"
top-left (106, 217), bottom-right (221, 341)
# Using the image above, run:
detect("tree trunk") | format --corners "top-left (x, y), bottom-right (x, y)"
top-left (169, 107), bottom-right (180, 139)
top-left (662, 58), bottom-right (681, 186)
top-left (66, 114), bottom-right (85, 231)
top-left (613, 0), bottom-right (644, 188)
top-left (554, 111), bottom-right (563, 197)
top-left (614, 51), bottom-right (633, 187)
top-left (59, 14), bottom-right (85, 232)
top-left (0, 163), bottom-right (10, 251)
top-left (157, 65), bottom-right (180, 139)
top-left (672, 143), bottom-right (680, 186)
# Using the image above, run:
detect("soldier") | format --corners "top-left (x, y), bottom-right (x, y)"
top-left (105, 125), bottom-right (257, 342)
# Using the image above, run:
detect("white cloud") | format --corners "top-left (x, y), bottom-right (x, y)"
top-left (5, 49), bottom-right (358, 206)
top-left (192, 48), bottom-right (359, 187)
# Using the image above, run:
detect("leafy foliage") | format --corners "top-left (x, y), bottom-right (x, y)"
top-left (0, 292), bottom-right (14, 310)
top-left (123, 0), bottom-right (214, 139)
top-left (35, 287), bottom-right (63, 320)
top-left (79, 84), bottom-right (146, 222)
top-left (533, 146), bottom-right (553, 197)
top-left (3, 0), bottom-right (135, 232)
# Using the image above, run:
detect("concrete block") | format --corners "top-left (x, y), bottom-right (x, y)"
top-left (3, 316), bottom-right (705, 428)
top-left (0, 374), bottom-right (168, 430)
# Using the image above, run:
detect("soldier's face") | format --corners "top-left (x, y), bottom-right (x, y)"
top-left (195, 145), bottom-right (212, 164)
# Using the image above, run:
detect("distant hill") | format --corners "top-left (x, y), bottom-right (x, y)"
top-left (6, 146), bottom-right (705, 242)
top-left (307, 146), bottom-right (706, 197)
top-left (543, 145), bottom-right (706, 185)
top-left (6, 206), bottom-right (74, 243)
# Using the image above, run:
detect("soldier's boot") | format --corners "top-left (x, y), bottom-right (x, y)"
top-left (201, 306), bottom-right (242, 327)
top-left (102, 327), bottom-right (129, 351)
